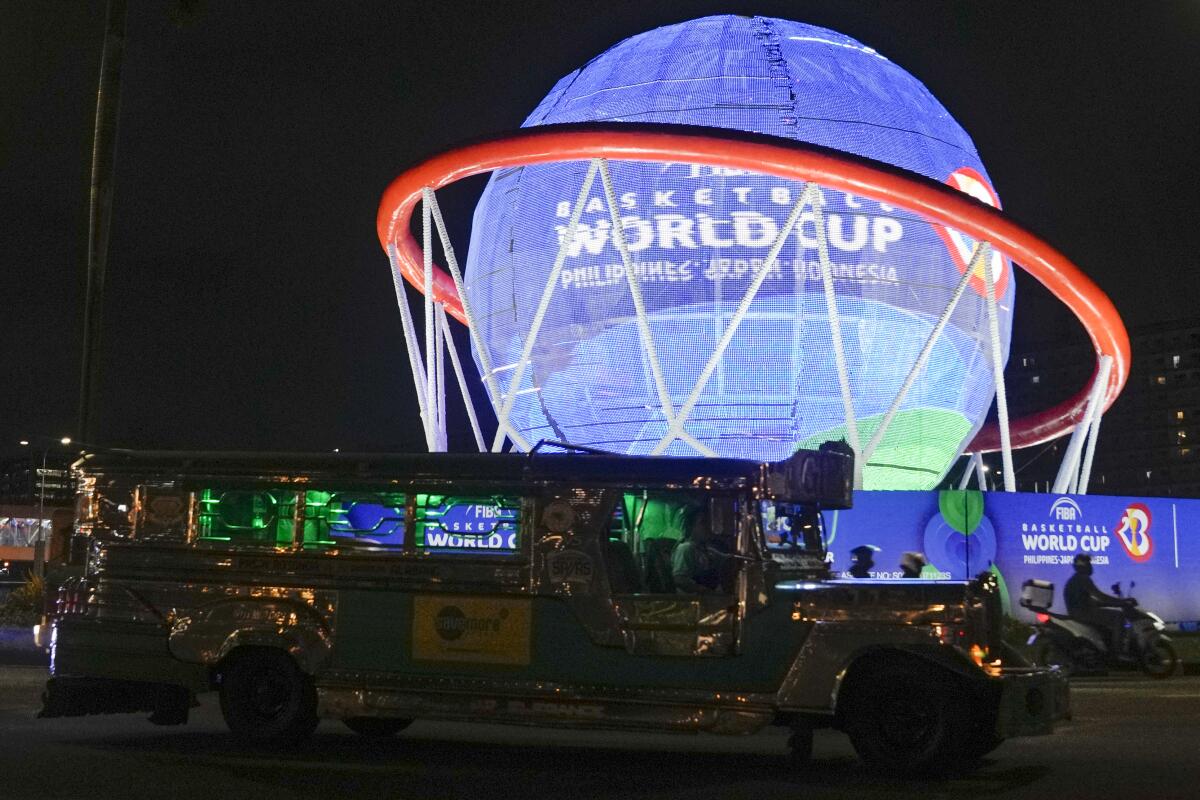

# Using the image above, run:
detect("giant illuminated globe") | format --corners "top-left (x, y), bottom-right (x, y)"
top-left (462, 15), bottom-right (1014, 489)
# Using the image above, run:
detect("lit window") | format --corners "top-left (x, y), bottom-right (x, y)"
top-left (413, 494), bottom-right (521, 555)
top-left (1174, 355), bottom-right (1182, 368)
top-left (1156, 375), bottom-right (1167, 385)
top-left (1181, 448), bottom-right (1192, 458)
top-left (1177, 410), bottom-right (1186, 421)
top-left (1031, 375), bottom-right (1040, 385)
top-left (1179, 430), bottom-right (1189, 442)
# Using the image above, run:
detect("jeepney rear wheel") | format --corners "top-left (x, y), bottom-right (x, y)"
top-left (842, 662), bottom-right (967, 776)
top-left (343, 717), bottom-right (413, 738)
top-left (218, 649), bottom-right (319, 743)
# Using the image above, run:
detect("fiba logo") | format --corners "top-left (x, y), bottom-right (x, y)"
top-left (1050, 497), bottom-right (1082, 521)
top-left (1114, 503), bottom-right (1153, 563)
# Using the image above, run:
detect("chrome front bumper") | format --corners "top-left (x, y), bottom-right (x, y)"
top-left (994, 666), bottom-right (1070, 738)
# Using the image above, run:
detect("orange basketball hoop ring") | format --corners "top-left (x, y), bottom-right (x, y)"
top-left (377, 124), bottom-right (1129, 454)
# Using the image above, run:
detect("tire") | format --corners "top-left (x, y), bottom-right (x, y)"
top-left (343, 717), bottom-right (413, 738)
top-left (842, 662), bottom-right (967, 776)
top-left (1140, 639), bottom-right (1179, 679)
top-left (218, 649), bottom-right (319, 743)
top-left (1036, 641), bottom-right (1076, 677)
top-left (960, 731), bottom-right (1005, 761)
top-left (959, 706), bottom-right (1004, 762)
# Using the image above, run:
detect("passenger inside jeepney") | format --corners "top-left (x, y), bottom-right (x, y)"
top-left (671, 507), bottom-right (730, 594)
top-left (610, 494), bottom-right (735, 594)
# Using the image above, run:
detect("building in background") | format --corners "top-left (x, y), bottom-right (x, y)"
top-left (0, 453), bottom-right (74, 507)
top-left (0, 453), bottom-right (75, 581)
top-left (1003, 317), bottom-right (1200, 497)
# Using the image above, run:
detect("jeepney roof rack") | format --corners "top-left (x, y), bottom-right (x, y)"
top-left (528, 439), bottom-right (619, 456)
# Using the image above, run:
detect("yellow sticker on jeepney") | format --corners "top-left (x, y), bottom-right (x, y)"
top-left (412, 595), bottom-right (531, 666)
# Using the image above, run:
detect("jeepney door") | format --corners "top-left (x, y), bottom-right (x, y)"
top-left (604, 493), bottom-right (746, 658)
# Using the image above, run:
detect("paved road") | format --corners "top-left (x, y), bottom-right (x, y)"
top-left (1, 667), bottom-right (1198, 800)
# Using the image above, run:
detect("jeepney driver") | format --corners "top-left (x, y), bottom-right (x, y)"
top-left (671, 506), bottom-right (728, 593)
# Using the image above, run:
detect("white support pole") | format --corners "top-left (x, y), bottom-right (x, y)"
top-left (980, 243), bottom-right (1015, 492)
top-left (651, 186), bottom-right (816, 456)
top-left (1052, 424), bottom-right (1089, 495)
top-left (860, 244), bottom-right (982, 465)
top-left (488, 160), bottom-right (601, 452)
top-left (1067, 439), bottom-right (1081, 495)
top-left (424, 190), bottom-right (504, 411)
top-left (957, 453), bottom-right (977, 490)
top-left (386, 244), bottom-right (435, 450)
top-left (1076, 354), bottom-right (1114, 495)
top-left (811, 188), bottom-right (862, 487)
top-left (422, 190), bottom-right (436, 444)
top-left (596, 159), bottom-right (712, 456)
top-left (975, 453), bottom-right (988, 492)
top-left (439, 306), bottom-right (487, 452)
top-left (1053, 355), bottom-right (1112, 494)
top-left (435, 300), bottom-right (447, 450)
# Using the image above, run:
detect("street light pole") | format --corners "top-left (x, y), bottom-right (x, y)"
top-left (77, 0), bottom-right (129, 443)
top-left (38, 450), bottom-right (47, 535)
top-left (20, 436), bottom-right (72, 576)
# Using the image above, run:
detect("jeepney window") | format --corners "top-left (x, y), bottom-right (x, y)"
top-left (761, 501), bottom-right (825, 554)
top-left (326, 492), bottom-right (407, 548)
top-left (605, 493), bottom-right (736, 594)
top-left (413, 494), bottom-right (520, 555)
top-left (198, 489), bottom-right (291, 546)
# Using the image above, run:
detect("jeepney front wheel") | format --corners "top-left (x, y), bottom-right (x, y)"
top-left (841, 661), bottom-right (967, 776)
top-left (218, 648), bottom-right (319, 743)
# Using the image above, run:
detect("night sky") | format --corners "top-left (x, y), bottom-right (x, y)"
top-left (3, 1), bottom-right (1198, 457)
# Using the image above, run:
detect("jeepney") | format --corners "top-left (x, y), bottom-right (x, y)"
top-left (39, 445), bottom-right (1064, 774)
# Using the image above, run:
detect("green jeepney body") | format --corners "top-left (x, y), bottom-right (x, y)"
top-left (41, 447), bottom-right (1063, 742)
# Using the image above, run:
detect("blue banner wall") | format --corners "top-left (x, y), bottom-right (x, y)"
top-left (828, 491), bottom-right (1200, 626)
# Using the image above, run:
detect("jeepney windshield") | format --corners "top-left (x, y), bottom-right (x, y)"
top-left (760, 501), bottom-right (826, 556)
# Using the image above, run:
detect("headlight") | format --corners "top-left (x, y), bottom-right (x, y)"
top-left (932, 624), bottom-right (1002, 675)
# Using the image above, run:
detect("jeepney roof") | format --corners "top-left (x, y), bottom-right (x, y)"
top-left (73, 446), bottom-right (853, 508)
top-left (72, 450), bottom-right (766, 491)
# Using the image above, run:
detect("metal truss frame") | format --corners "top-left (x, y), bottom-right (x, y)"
top-left (378, 125), bottom-right (1130, 492)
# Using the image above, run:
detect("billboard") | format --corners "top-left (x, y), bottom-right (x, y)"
top-left (464, 15), bottom-right (1013, 489)
top-left (830, 490), bottom-right (1200, 626)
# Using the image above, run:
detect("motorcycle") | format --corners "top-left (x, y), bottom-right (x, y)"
top-left (1020, 578), bottom-right (1179, 679)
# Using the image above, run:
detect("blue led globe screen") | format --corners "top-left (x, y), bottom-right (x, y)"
top-left (463, 16), bottom-right (1014, 489)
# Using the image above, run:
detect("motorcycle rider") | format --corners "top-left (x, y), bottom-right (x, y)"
top-left (1064, 553), bottom-right (1133, 653)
